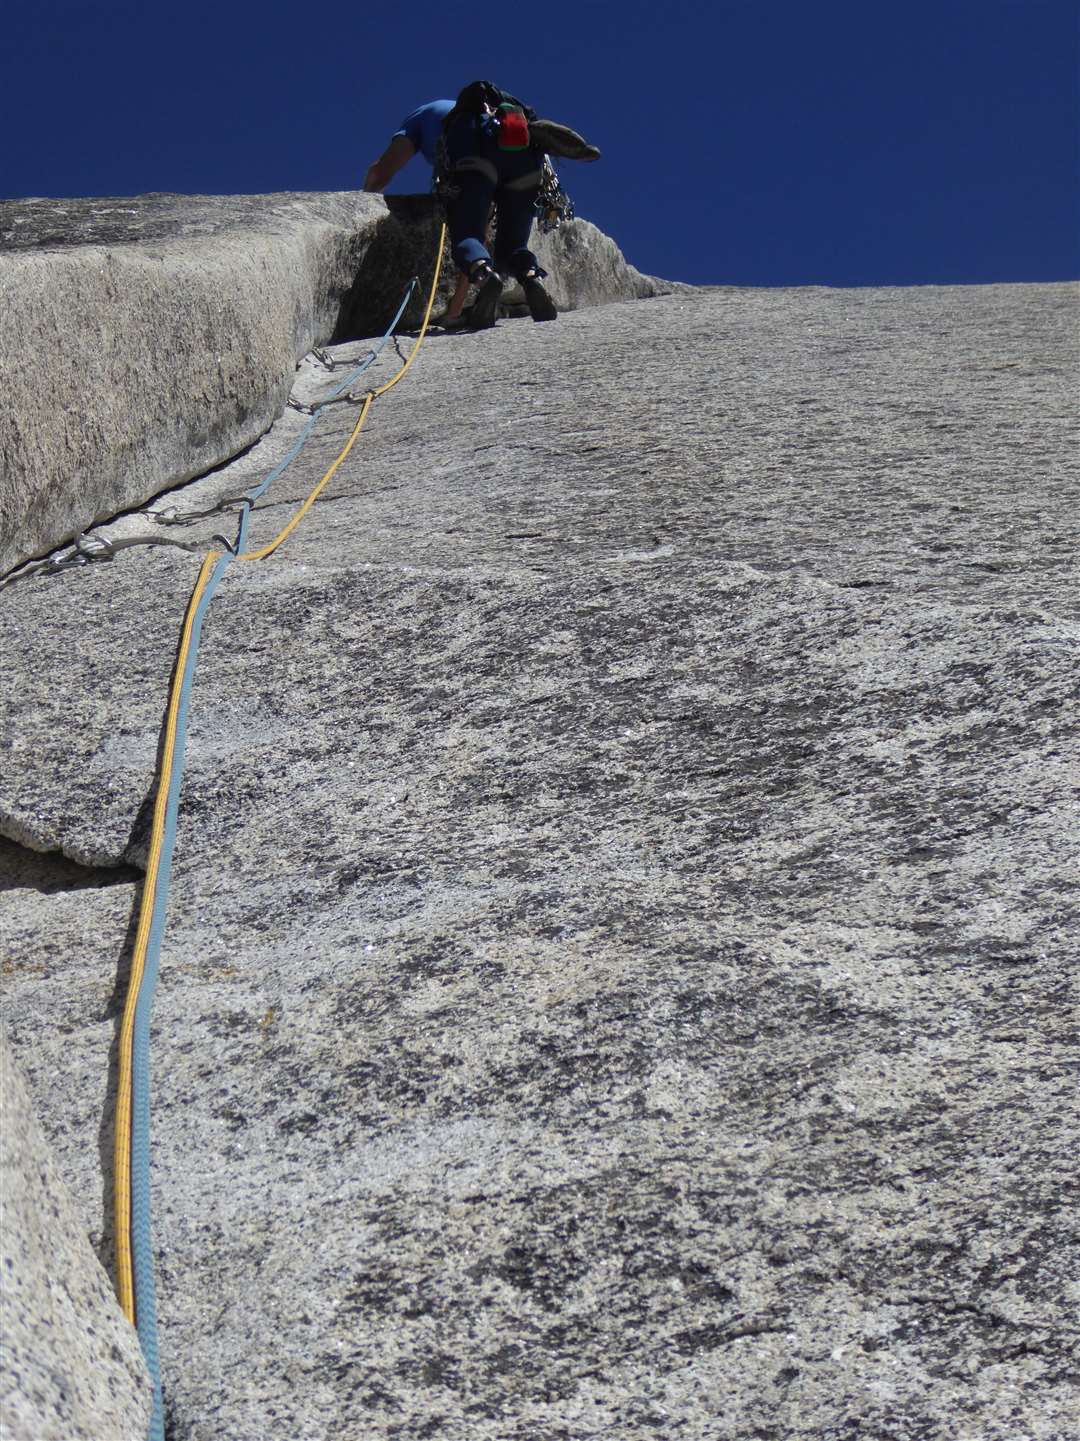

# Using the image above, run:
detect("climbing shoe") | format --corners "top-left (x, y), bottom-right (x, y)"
top-left (529, 119), bottom-right (601, 162)
top-left (468, 263), bottom-right (503, 329)
top-left (523, 275), bottom-right (558, 323)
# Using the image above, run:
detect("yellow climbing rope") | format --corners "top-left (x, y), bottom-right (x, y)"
top-left (238, 243), bottom-right (444, 561)
top-left (112, 550), bottom-right (217, 1320)
top-left (113, 224), bottom-right (446, 1325)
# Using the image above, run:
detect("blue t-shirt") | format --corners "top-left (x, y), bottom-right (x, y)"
top-left (394, 100), bottom-right (455, 166)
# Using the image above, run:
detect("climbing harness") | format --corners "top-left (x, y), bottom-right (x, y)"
top-left (110, 227), bottom-right (445, 1441)
top-left (435, 149), bottom-right (576, 234)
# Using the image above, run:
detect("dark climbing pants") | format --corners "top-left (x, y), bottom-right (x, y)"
top-left (447, 137), bottom-right (545, 279)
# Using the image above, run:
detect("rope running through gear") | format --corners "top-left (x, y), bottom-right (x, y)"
top-left (0, 268), bottom-right (428, 587)
top-left (112, 224), bottom-right (445, 1441)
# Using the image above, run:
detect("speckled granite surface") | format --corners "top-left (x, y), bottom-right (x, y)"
top-left (0, 1030), bottom-right (151, 1440)
top-left (2, 281), bottom-right (1078, 1439)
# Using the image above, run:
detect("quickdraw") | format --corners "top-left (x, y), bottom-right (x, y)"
top-left (0, 531), bottom-right (204, 588)
top-left (534, 157), bottom-right (575, 234)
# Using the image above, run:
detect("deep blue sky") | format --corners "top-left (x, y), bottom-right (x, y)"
top-left (2, 0), bottom-right (1077, 286)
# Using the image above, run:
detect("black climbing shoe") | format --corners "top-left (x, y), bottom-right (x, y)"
top-left (468, 264), bottom-right (503, 329)
top-left (523, 276), bottom-right (558, 323)
top-left (529, 119), bottom-right (601, 161)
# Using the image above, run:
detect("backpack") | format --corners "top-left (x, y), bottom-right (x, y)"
top-left (433, 81), bottom-right (599, 202)
top-left (442, 81), bottom-right (600, 162)
top-left (448, 81), bottom-right (537, 145)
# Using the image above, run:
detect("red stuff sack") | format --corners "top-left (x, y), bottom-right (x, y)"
top-left (495, 103), bottom-right (530, 152)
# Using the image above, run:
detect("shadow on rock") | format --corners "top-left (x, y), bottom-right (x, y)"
top-left (333, 197), bottom-right (451, 340)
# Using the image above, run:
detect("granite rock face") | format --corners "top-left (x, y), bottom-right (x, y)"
top-left (529, 213), bottom-right (673, 312)
top-left (0, 1029), bottom-right (151, 1441)
top-left (0, 192), bottom-right (669, 576)
top-left (1, 281), bottom-right (1078, 1439)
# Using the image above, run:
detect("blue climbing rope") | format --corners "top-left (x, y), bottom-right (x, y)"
top-left (244, 278), bottom-right (418, 507)
top-left (130, 539), bottom-right (237, 1441)
top-left (124, 277), bottom-right (420, 1441)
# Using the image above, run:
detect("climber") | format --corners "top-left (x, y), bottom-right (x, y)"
top-left (364, 81), bottom-right (598, 329)
top-left (364, 96), bottom-right (474, 325)
top-left (364, 83), bottom-right (553, 328)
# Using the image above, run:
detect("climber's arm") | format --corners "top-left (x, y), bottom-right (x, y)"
top-left (363, 136), bottom-right (416, 193)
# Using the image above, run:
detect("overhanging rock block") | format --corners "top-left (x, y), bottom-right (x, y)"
top-left (0, 191), bottom-right (677, 574)
top-left (0, 1029), bottom-right (152, 1441)
top-left (0, 192), bottom-right (397, 575)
